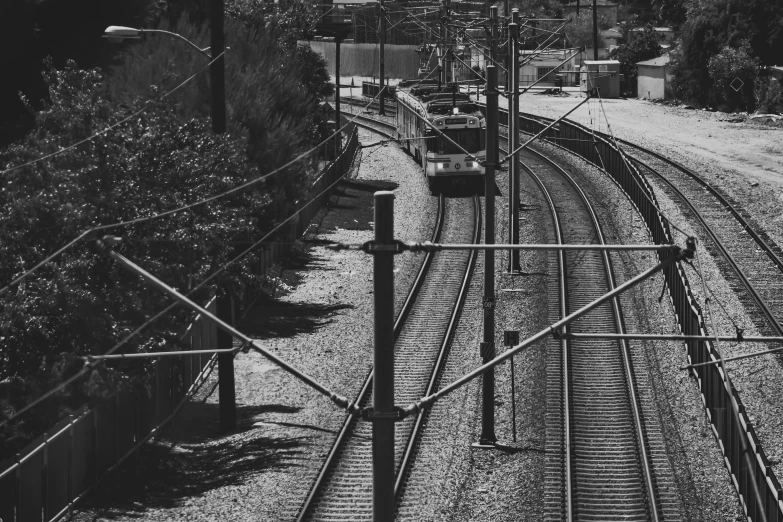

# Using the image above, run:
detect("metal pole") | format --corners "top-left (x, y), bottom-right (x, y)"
top-left (592, 0), bottom-right (598, 60)
top-left (379, 0), bottom-right (386, 115)
top-left (335, 34), bottom-right (342, 157)
top-left (217, 293), bottom-right (236, 432)
top-left (490, 6), bottom-right (500, 173)
top-left (210, 0), bottom-right (226, 133)
top-left (372, 191), bottom-right (395, 521)
top-left (476, 52), bottom-right (498, 448)
top-left (508, 9), bottom-right (521, 273)
top-left (504, 0), bottom-right (510, 92)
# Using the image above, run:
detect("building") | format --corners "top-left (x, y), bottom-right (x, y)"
top-left (581, 59), bottom-right (621, 98)
top-left (563, 0), bottom-right (619, 25)
top-left (636, 53), bottom-right (671, 100)
top-left (601, 27), bottom-right (624, 48)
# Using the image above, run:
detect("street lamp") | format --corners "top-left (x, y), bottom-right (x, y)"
top-left (103, 26), bottom-right (212, 58)
top-left (103, 19), bottom-right (226, 134)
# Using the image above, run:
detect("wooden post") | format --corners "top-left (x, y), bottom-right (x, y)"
top-left (217, 294), bottom-right (236, 432)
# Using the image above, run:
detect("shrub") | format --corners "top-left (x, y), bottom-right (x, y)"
top-left (707, 41), bottom-right (759, 111)
top-left (754, 75), bottom-right (782, 114)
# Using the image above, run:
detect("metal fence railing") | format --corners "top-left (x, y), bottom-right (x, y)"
top-left (0, 298), bottom-right (218, 522)
top-left (0, 122), bottom-right (360, 522)
top-left (500, 107), bottom-right (783, 522)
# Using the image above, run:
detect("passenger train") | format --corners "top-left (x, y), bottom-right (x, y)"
top-left (394, 80), bottom-right (486, 194)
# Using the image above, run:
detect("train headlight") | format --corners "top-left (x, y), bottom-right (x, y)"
top-left (437, 163), bottom-right (449, 169)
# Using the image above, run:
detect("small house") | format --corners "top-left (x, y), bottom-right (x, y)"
top-left (637, 53), bottom-right (671, 100)
top-left (581, 60), bottom-right (621, 98)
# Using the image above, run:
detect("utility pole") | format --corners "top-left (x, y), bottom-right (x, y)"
top-left (210, 0), bottom-right (226, 133)
top-left (438, 2), bottom-right (445, 88)
top-left (335, 33), bottom-right (342, 157)
top-left (475, 5), bottom-right (498, 449)
top-left (504, 0), bottom-right (510, 91)
top-left (379, 0), bottom-right (386, 115)
top-left (372, 191), bottom-right (396, 522)
top-left (508, 9), bottom-right (521, 273)
top-left (592, 0), bottom-right (599, 60)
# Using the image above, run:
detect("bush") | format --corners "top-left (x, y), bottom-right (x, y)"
top-left (609, 26), bottom-right (663, 96)
top-left (707, 41), bottom-right (759, 111)
top-left (0, 58), bottom-right (270, 458)
top-left (754, 76), bottom-right (782, 114)
top-left (0, 0), bottom-right (335, 461)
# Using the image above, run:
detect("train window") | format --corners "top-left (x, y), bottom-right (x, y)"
top-left (437, 129), bottom-right (482, 154)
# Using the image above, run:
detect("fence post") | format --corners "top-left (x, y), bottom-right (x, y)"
top-left (218, 293), bottom-right (236, 433)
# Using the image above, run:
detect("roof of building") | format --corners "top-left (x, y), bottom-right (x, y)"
top-left (601, 28), bottom-right (623, 38)
top-left (565, 0), bottom-right (618, 6)
top-left (637, 53), bottom-right (670, 67)
top-left (584, 60), bottom-right (620, 65)
top-left (630, 27), bottom-right (673, 32)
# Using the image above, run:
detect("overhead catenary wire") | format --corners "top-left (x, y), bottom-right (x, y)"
top-left (591, 90), bottom-right (693, 238)
top-left (97, 240), bottom-right (361, 416)
top-left (1, 51), bottom-right (225, 177)
top-left (0, 86), bottom-right (387, 296)
top-left (692, 247), bottom-right (770, 522)
top-left (0, 141), bottom-right (362, 430)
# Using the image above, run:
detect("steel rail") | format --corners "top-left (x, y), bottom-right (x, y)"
top-left (492, 103), bottom-right (779, 520)
top-left (492, 105), bottom-right (783, 341)
top-left (394, 194), bottom-right (481, 497)
top-left (522, 150), bottom-right (573, 520)
top-left (507, 134), bottom-right (661, 519)
top-left (295, 117), bottom-right (446, 521)
top-left (534, 148), bottom-right (661, 521)
top-left (614, 138), bottom-right (783, 274)
top-left (630, 160), bottom-right (783, 340)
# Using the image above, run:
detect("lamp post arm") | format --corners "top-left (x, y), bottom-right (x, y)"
top-left (142, 28), bottom-right (212, 59)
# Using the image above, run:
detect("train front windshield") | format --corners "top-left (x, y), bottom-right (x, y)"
top-left (436, 129), bottom-right (484, 155)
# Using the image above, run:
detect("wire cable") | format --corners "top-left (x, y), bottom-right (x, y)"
top-left (0, 123), bottom-right (364, 429)
top-left (0, 88), bottom-right (387, 295)
top-left (1, 51), bottom-right (225, 177)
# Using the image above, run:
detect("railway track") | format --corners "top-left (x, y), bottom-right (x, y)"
top-left (297, 121), bottom-right (481, 521)
top-left (620, 144), bottom-right (783, 341)
top-left (348, 112), bottom-right (396, 137)
top-left (497, 131), bottom-right (682, 519)
top-left (495, 106), bottom-right (783, 345)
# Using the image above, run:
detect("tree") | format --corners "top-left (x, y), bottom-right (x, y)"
top-left (0, 0), bottom-right (159, 146)
top-left (671, 0), bottom-right (783, 106)
top-left (609, 26), bottom-right (663, 95)
top-left (0, 4), bottom-right (336, 458)
top-left (707, 41), bottom-right (759, 111)
top-left (563, 11), bottom-right (607, 50)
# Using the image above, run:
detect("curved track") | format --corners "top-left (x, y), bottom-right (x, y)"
top-left (497, 106), bottom-right (783, 344)
top-left (498, 131), bottom-right (681, 519)
top-left (620, 144), bottom-right (783, 342)
top-left (297, 119), bottom-right (481, 521)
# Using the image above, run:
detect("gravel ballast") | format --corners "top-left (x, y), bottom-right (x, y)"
top-left (71, 91), bottom-right (778, 521)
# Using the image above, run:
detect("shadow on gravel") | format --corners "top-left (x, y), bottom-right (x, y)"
top-left (239, 294), bottom-right (353, 339)
top-left (75, 404), bottom-right (309, 518)
top-left (313, 179), bottom-right (398, 235)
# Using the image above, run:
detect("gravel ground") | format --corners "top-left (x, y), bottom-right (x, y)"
top-left (71, 128), bottom-right (436, 521)
top-left (531, 138), bottom-right (744, 520)
top-left (71, 89), bottom-right (778, 521)
top-left (503, 92), bottom-right (783, 252)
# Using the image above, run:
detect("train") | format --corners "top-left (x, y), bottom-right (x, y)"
top-left (394, 80), bottom-right (486, 194)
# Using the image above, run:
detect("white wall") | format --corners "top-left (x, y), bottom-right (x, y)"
top-left (637, 65), bottom-right (666, 99)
